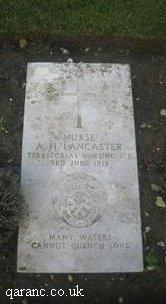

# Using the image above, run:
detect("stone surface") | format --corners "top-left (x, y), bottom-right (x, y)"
top-left (17, 63), bottom-right (143, 273)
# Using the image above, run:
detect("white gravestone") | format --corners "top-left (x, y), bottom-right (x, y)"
top-left (17, 63), bottom-right (143, 273)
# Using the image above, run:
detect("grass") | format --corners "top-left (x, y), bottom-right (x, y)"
top-left (0, 0), bottom-right (166, 40)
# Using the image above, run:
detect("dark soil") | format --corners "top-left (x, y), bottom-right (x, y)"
top-left (0, 39), bottom-right (166, 304)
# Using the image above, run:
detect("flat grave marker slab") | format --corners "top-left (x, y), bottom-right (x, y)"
top-left (17, 63), bottom-right (143, 273)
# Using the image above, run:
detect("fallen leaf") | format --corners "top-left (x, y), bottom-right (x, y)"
top-left (19, 38), bottom-right (28, 48)
top-left (155, 196), bottom-right (166, 208)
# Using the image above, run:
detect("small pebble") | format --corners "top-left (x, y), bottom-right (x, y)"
top-left (140, 123), bottom-right (151, 128)
top-left (151, 183), bottom-right (161, 191)
top-left (118, 297), bottom-right (124, 303)
top-left (160, 109), bottom-right (166, 117)
top-left (145, 226), bottom-right (151, 233)
top-left (68, 274), bottom-right (73, 282)
top-left (157, 241), bottom-right (165, 247)
top-left (147, 266), bottom-right (155, 271)
top-left (140, 123), bottom-right (147, 128)
top-left (85, 47), bottom-right (91, 52)
top-left (145, 211), bottom-right (149, 217)
top-left (67, 58), bottom-right (73, 63)
top-left (60, 47), bottom-right (69, 55)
